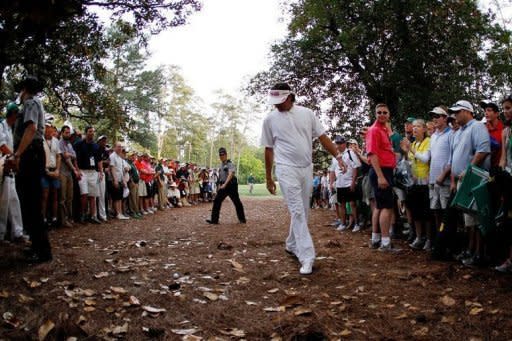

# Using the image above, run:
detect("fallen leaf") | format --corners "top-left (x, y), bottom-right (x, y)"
top-left (279, 295), bottom-right (304, 308)
top-left (340, 329), bottom-right (352, 337)
top-left (267, 288), bottom-right (279, 294)
top-left (129, 296), bottom-right (141, 306)
top-left (203, 292), bottom-right (218, 301)
top-left (110, 286), bottom-right (127, 294)
top-left (469, 307), bottom-right (484, 315)
top-left (84, 299), bottom-right (96, 306)
top-left (0, 290), bottom-right (9, 298)
top-left (490, 309), bottom-right (500, 314)
top-left (183, 336), bottom-right (202, 341)
top-left (219, 328), bottom-right (246, 337)
top-left (395, 313), bottom-right (408, 320)
top-left (18, 294), bottom-right (34, 303)
top-left (441, 295), bottom-right (456, 307)
top-left (236, 277), bottom-right (250, 285)
top-left (171, 328), bottom-right (200, 335)
top-left (38, 320), bottom-right (55, 340)
top-left (111, 323), bottom-right (128, 335)
top-left (93, 272), bottom-right (109, 279)
top-left (77, 315), bottom-right (87, 325)
top-left (413, 327), bottom-right (429, 337)
top-left (330, 301), bottom-right (343, 306)
top-left (83, 307), bottom-right (96, 312)
top-left (142, 306), bottom-right (166, 313)
top-left (29, 281), bottom-right (42, 289)
top-left (83, 289), bottom-right (96, 297)
top-left (3, 312), bottom-right (22, 329)
top-left (229, 260), bottom-right (244, 272)
top-left (263, 307), bottom-right (285, 312)
top-left (245, 301), bottom-right (258, 306)
top-left (441, 316), bottom-right (456, 324)
top-left (293, 307), bottom-right (312, 316)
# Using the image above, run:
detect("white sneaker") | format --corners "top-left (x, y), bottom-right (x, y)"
top-left (299, 260), bottom-right (313, 275)
top-left (142, 210), bottom-right (148, 215)
top-left (336, 224), bottom-right (348, 231)
top-left (352, 224), bottom-right (361, 232)
top-left (147, 209), bottom-right (154, 214)
top-left (116, 214), bottom-right (130, 220)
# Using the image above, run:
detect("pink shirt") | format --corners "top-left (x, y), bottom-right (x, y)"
top-left (366, 121), bottom-right (396, 169)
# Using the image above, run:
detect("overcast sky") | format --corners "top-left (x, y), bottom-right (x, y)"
top-left (148, 0), bottom-right (287, 105)
top-left (145, 0), bottom-right (511, 141)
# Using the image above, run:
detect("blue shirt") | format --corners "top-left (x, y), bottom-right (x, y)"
top-left (450, 119), bottom-right (490, 177)
top-left (429, 127), bottom-right (452, 185)
top-left (313, 175), bottom-right (321, 188)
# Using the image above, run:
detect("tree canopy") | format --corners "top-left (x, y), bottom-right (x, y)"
top-left (0, 0), bottom-right (201, 118)
top-left (249, 0), bottom-right (512, 136)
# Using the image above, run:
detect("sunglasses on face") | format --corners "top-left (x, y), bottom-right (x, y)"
top-left (432, 114), bottom-right (441, 119)
top-left (376, 111), bottom-right (389, 115)
top-left (219, 153), bottom-right (226, 156)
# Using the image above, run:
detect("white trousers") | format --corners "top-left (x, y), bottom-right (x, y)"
top-left (0, 177), bottom-right (23, 239)
top-left (98, 174), bottom-right (107, 219)
top-left (276, 164), bottom-right (315, 264)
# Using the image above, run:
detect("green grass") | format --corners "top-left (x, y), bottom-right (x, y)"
top-left (238, 183), bottom-right (282, 197)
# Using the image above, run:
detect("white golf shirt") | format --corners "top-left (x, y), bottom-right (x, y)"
top-left (330, 149), bottom-right (361, 188)
top-left (260, 105), bottom-right (325, 167)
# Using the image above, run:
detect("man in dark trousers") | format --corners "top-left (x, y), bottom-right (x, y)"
top-left (12, 76), bottom-right (52, 263)
top-left (206, 147), bottom-right (246, 224)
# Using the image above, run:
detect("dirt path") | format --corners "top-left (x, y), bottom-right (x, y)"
top-left (0, 197), bottom-right (511, 340)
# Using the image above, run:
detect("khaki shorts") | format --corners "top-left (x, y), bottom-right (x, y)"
top-left (138, 181), bottom-right (148, 197)
top-left (429, 184), bottom-right (451, 210)
top-left (78, 169), bottom-right (99, 197)
top-left (393, 187), bottom-right (406, 202)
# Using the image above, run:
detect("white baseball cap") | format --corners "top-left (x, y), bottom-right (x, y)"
top-left (429, 106), bottom-right (448, 116)
top-left (268, 89), bottom-right (293, 105)
top-left (448, 100), bottom-right (474, 113)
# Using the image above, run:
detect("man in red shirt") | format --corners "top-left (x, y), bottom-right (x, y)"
top-left (366, 103), bottom-right (397, 251)
top-left (481, 100), bottom-right (503, 168)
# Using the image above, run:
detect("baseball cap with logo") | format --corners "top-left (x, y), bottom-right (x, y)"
top-left (448, 100), bottom-right (474, 113)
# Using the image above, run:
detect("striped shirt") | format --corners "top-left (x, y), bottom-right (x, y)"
top-left (429, 127), bottom-right (452, 185)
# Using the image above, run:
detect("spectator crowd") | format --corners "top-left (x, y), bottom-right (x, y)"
top-left (314, 96), bottom-right (512, 273)
top-left (0, 84), bottom-right (222, 264)
top-left (2, 76), bottom-right (512, 277)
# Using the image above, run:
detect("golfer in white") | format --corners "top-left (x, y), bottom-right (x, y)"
top-left (261, 83), bottom-right (345, 275)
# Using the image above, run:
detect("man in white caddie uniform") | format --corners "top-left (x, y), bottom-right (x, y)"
top-left (0, 103), bottom-right (24, 241)
top-left (261, 83), bottom-right (346, 275)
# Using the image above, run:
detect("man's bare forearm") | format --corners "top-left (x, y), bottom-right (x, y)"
top-left (265, 147), bottom-right (274, 180)
top-left (368, 154), bottom-right (384, 178)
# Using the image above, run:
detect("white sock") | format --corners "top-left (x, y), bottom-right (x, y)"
top-left (381, 237), bottom-right (391, 246)
top-left (371, 233), bottom-right (381, 242)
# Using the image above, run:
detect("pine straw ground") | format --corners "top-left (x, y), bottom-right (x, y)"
top-left (0, 197), bottom-right (511, 340)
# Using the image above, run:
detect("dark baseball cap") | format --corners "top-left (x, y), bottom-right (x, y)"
top-left (335, 136), bottom-right (346, 144)
top-left (479, 100), bottom-right (499, 112)
top-left (218, 147), bottom-right (227, 155)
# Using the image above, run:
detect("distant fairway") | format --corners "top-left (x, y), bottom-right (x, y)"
top-left (238, 183), bottom-right (282, 197)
